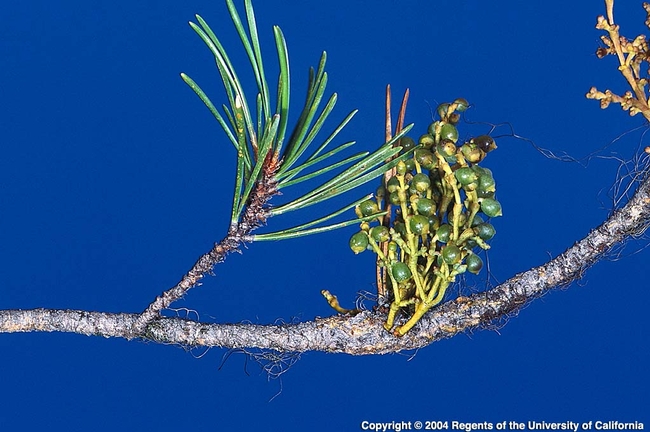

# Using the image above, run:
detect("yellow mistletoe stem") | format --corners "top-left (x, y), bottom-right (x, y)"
top-left (321, 290), bottom-right (360, 316)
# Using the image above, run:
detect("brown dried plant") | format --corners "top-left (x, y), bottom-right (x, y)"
top-left (587, 0), bottom-right (650, 121)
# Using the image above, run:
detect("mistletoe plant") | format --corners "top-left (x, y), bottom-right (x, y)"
top-left (324, 99), bottom-right (501, 336)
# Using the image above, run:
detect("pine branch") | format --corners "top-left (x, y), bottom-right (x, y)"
top-left (132, 155), bottom-right (279, 336)
top-left (2, 168), bottom-right (648, 353)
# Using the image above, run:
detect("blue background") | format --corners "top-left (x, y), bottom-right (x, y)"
top-left (0, 1), bottom-right (648, 430)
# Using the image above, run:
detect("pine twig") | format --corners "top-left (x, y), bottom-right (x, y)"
top-left (132, 155), bottom-right (279, 336)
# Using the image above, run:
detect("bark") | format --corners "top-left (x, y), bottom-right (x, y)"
top-left (1, 168), bottom-right (648, 354)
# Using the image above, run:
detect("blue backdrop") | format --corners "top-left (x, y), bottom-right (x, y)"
top-left (1, 1), bottom-right (648, 430)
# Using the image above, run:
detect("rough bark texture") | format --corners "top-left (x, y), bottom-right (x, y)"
top-left (1, 169), bottom-right (648, 354)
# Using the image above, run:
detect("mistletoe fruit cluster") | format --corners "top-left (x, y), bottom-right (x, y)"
top-left (349, 98), bottom-right (501, 336)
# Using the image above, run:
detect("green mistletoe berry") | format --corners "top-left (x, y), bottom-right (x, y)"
top-left (428, 215), bottom-right (440, 231)
top-left (454, 167), bottom-right (478, 186)
top-left (415, 198), bottom-right (435, 216)
top-left (391, 262), bottom-right (412, 283)
top-left (480, 198), bottom-right (502, 217)
top-left (358, 199), bottom-right (379, 217)
top-left (466, 253), bottom-right (484, 274)
top-left (370, 225), bottom-right (390, 242)
top-left (349, 231), bottom-right (369, 254)
top-left (437, 139), bottom-right (456, 157)
top-left (399, 136), bottom-right (416, 153)
top-left (418, 134), bottom-right (435, 148)
top-left (440, 123), bottom-right (459, 144)
top-left (476, 168), bottom-right (496, 193)
top-left (386, 176), bottom-right (400, 193)
top-left (414, 148), bottom-right (435, 167)
top-left (389, 191), bottom-right (403, 205)
top-left (404, 158), bottom-right (416, 173)
top-left (436, 224), bottom-right (452, 243)
top-left (409, 214), bottom-right (430, 235)
top-left (411, 173), bottom-right (431, 193)
top-left (441, 244), bottom-right (462, 264)
top-left (475, 222), bottom-right (496, 240)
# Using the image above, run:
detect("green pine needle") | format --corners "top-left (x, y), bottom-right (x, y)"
top-left (182, 0), bottom-right (416, 239)
top-left (270, 125), bottom-right (413, 216)
top-left (252, 195), bottom-right (387, 241)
